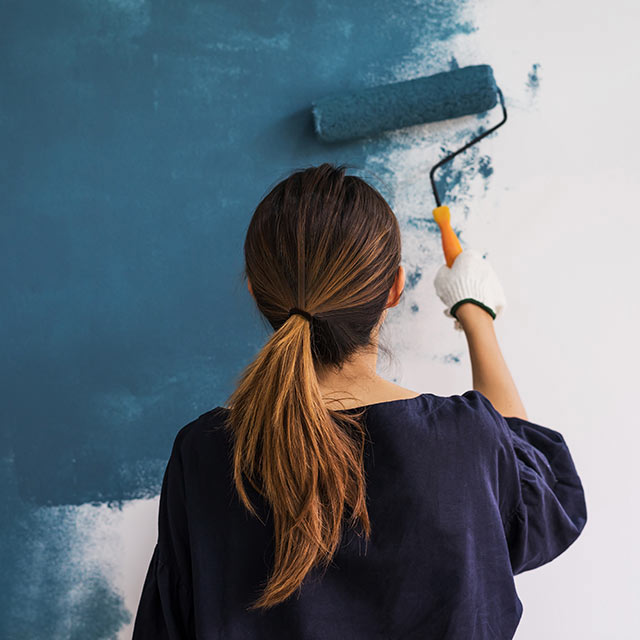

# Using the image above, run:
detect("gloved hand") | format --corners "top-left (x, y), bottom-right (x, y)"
top-left (433, 249), bottom-right (507, 331)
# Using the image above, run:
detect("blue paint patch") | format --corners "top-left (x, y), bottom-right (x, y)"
top-left (527, 62), bottom-right (541, 92)
top-left (443, 353), bottom-right (462, 364)
top-left (477, 155), bottom-right (493, 179)
top-left (432, 142), bottom-right (494, 216)
top-left (405, 266), bottom-right (423, 289)
top-left (410, 303), bottom-right (420, 313)
top-left (0, 0), bottom-right (479, 635)
top-left (433, 146), bottom-right (464, 202)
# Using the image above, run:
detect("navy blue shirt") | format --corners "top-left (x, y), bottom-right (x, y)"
top-left (133, 389), bottom-right (587, 639)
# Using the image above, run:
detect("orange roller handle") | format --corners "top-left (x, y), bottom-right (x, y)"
top-left (432, 205), bottom-right (462, 268)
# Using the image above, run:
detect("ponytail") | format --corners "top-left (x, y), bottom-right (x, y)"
top-left (224, 310), bottom-right (371, 610)
top-left (225, 162), bottom-right (402, 610)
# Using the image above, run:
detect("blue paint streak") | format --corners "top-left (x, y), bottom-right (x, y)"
top-left (407, 215), bottom-right (463, 241)
top-left (407, 216), bottom-right (437, 233)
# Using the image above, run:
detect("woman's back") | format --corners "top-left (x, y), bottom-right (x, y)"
top-left (133, 389), bottom-right (586, 639)
top-left (132, 164), bottom-right (587, 638)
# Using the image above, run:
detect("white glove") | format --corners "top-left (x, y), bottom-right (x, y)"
top-left (433, 249), bottom-right (507, 331)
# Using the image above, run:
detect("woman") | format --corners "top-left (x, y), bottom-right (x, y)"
top-left (133, 163), bottom-right (587, 638)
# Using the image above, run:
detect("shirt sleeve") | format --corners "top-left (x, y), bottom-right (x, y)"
top-left (132, 428), bottom-right (195, 639)
top-left (466, 390), bottom-right (588, 575)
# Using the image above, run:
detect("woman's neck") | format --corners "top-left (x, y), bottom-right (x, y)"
top-left (313, 323), bottom-right (420, 408)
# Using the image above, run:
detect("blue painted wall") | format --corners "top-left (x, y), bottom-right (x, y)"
top-left (1, 0), bottom-right (477, 635)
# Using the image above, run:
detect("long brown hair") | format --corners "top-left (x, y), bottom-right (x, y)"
top-left (224, 163), bottom-right (403, 611)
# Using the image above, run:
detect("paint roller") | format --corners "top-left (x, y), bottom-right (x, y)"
top-left (311, 64), bottom-right (507, 268)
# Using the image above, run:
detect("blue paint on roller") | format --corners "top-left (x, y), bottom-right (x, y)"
top-left (312, 64), bottom-right (498, 143)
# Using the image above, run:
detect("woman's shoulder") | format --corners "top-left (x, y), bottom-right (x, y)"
top-left (360, 387), bottom-right (489, 419)
top-left (171, 407), bottom-right (232, 460)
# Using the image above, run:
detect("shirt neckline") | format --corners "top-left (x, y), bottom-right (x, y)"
top-left (215, 392), bottom-right (429, 414)
top-left (333, 392), bottom-right (428, 412)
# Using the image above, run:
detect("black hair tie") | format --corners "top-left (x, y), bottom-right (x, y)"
top-left (288, 307), bottom-right (314, 323)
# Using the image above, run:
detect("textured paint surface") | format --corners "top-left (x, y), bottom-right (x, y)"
top-left (311, 63), bottom-right (498, 142)
top-left (1, 0), bottom-right (485, 635)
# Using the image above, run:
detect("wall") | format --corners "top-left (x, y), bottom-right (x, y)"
top-left (1, 0), bottom-right (636, 637)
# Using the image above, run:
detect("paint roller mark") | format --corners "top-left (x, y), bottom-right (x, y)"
top-left (405, 266), bottom-right (422, 289)
top-left (406, 215), bottom-right (462, 240)
top-left (407, 216), bottom-right (439, 234)
top-left (527, 63), bottom-right (541, 92)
